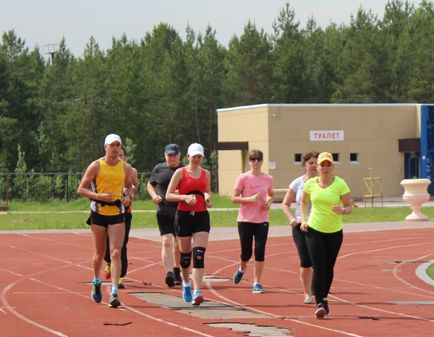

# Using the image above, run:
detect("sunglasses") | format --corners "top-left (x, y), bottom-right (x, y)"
top-left (249, 157), bottom-right (263, 162)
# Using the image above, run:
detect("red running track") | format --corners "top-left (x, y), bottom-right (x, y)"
top-left (0, 227), bottom-right (433, 337)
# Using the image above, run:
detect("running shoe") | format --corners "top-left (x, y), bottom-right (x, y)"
top-left (182, 284), bottom-right (192, 302)
top-left (232, 269), bottom-right (244, 284)
top-left (173, 267), bottom-right (182, 286)
top-left (314, 303), bottom-right (326, 318)
top-left (323, 300), bottom-right (330, 316)
top-left (91, 280), bottom-right (102, 303)
top-left (109, 293), bottom-right (121, 308)
top-left (165, 271), bottom-right (175, 287)
top-left (191, 290), bottom-right (204, 306)
top-left (252, 283), bottom-right (265, 294)
top-left (103, 264), bottom-right (111, 280)
top-left (118, 277), bottom-right (125, 289)
top-left (304, 294), bottom-right (314, 304)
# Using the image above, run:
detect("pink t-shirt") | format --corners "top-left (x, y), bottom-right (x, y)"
top-left (234, 171), bottom-right (273, 223)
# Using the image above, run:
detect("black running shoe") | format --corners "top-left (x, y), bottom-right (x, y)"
top-left (109, 293), bottom-right (121, 308)
top-left (314, 303), bottom-right (326, 318)
top-left (165, 271), bottom-right (175, 287)
top-left (323, 300), bottom-right (330, 316)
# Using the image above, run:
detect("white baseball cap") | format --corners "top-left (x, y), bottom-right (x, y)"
top-left (187, 143), bottom-right (204, 157)
top-left (104, 134), bottom-right (122, 145)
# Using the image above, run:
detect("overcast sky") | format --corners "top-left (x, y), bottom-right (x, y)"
top-left (0, 0), bottom-right (424, 57)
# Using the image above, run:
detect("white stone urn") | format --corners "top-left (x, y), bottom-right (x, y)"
top-left (400, 179), bottom-right (431, 221)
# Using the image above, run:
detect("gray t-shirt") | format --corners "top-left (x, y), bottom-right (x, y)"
top-left (149, 162), bottom-right (184, 216)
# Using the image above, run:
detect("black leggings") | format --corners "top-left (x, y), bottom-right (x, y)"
top-left (292, 223), bottom-right (312, 268)
top-left (237, 222), bottom-right (269, 262)
top-left (104, 213), bottom-right (132, 277)
top-left (305, 227), bottom-right (343, 304)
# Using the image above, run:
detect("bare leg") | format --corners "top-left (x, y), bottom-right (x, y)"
top-left (191, 231), bottom-right (209, 292)
top-left (173, 237), bottom-right (181, 268)
top-left (253, 261), bottom-right (264, 285)
top-left (107, 223), bottom-right (125, 288)
top-left (177, 236), bottom-right (192, 283)
top-left (239, 260), bottom-right (248, 272)
top-left (90, 224), bottom-right (107, 279)
top-left (161, 233), bottom-right (175, 272)
top-left (301, 267), bottom-right (313, 296)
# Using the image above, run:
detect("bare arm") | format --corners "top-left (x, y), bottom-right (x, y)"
top-left (332, 192), bottom-right (353, 215)
top-left (282, 188), bottom-right (297, 227)
top-left (204, 170), bottom-right (212, 208)
top-left (122, 163), bottom-right (134, 206)
top-left (232, 188), bottom-right (260, 204)
top-left (300, 191), bottom-right (310, 232)
top-left (77, 161), bottom-right (113, 203)
top-left (264, 185), bottom-right (274, 209)
top-left (146, 180), bottom-right (163, 204)
top-left (131, 167), bottom-right (139, 194)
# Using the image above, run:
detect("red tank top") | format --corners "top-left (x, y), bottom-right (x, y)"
top-left (177, 167), bottom-right (208, 212)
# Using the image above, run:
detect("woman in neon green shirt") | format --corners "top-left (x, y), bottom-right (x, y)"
top-left (300, 152), bottom-right (352, 318)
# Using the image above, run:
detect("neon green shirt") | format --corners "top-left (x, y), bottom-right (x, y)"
top-left (303, 176), bottom-right (350, 233)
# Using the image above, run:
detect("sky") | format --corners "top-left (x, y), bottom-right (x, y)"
top-left (0, 0), bottom-right (424, 57)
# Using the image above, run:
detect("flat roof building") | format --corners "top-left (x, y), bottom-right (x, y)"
top-left (217, 104), bottom-right (434, 199)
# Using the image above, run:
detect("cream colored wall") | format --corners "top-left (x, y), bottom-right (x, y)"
top-left (218, 104), bottom-right (420, 198)
top-left (217, 105), bottom-right (269, 195)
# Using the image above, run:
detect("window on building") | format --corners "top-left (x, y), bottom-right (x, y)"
top-left (350, 153), bottom-right (359, 163)
top-left (332, 153), bottom-right (339, 163)
top-left (294, 153), bottom-right (302, 163)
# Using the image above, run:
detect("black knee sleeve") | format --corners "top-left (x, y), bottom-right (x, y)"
top-left (180, 252), bottom-right (192, 269)
top-left (193, 247), bottom-right (206, 268)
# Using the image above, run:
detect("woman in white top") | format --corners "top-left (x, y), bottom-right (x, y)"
top-left (282, 151), bottom-right (318, 304)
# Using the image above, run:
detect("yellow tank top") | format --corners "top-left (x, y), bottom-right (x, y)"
top-left (91, 159), bottom-right (125, 216)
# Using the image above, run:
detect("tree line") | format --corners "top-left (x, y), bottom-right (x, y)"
top-left (0, 1), bottom-right (432, 179)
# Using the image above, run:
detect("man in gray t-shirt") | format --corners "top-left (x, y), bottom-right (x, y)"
top-left (147, 144), bottom-right (184, 287)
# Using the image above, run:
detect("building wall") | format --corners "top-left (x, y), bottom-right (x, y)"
top-left (218, 104), bottom-right (420, 198)
top-left (218, 105), bottom-right (270, 196)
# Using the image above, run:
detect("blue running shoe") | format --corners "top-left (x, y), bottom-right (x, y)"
top-left (182, 284), bottom-right (192, 302)
top-left (91, 280), bottom-right (102, 303)
top-left (233, 269), bottom-right (244, 284)
top-left (252, 283), bottom-right (265, 294)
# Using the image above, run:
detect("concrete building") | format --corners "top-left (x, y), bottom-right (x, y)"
top-left (217, 104), bottom-right (434, 199)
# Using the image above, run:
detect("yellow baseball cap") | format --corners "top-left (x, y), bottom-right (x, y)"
top-left (317, 152), bottom-right (334, 165)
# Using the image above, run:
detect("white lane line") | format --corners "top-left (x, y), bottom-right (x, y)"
top-left (416, 259), bottom-right (434, 286)
top-left (207, 260), bottom-right (364, 337)
top-left (30, 277), bottom-right (218, 337)
top-left (1, 269), bottom-right (69, 337)
top-left (393, 254), bottom-right (434, 295)
top-left (3, 237), bottom-right (218, 337)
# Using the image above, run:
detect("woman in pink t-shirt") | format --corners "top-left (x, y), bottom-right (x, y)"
top-left (231, 149), bottom-right (274, 294)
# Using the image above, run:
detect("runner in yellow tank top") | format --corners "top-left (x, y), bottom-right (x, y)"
top-left (77, 134), bottom-right (134, 308)
top-left (92, 159), bottom-right (125, 216)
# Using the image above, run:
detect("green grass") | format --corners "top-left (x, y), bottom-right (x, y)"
top-left (1, 198), bottom-right (434, 230)
top-left (4, 194), bottom-right (236, 212)
top-left (427, 263), bottom-right (434, 281)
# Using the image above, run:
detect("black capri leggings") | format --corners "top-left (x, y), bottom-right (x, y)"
top-left (237, 222), bottom-right (269, 262)
top-left (305, 227), bottom-right (343, 304)
top-left (292, 223), bottom-right (312, 268)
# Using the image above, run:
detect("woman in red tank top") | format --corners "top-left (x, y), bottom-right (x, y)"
top-left (166, 143), bottom-right (212, 306)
